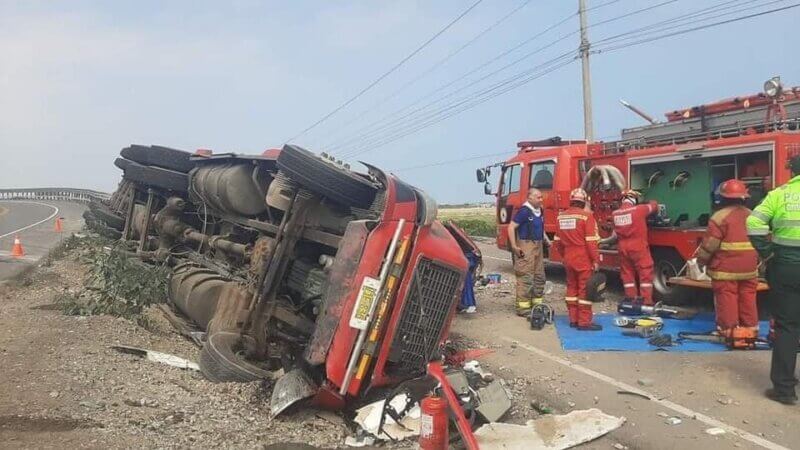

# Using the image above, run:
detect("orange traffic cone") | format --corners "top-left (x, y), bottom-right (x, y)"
top-left (54, 217), bottom-right (63, 233)
top-left (10, 236), bottom-right (25, 257)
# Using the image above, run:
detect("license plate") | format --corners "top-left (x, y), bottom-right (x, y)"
top-left (349, 277), bottom-right (381, 330)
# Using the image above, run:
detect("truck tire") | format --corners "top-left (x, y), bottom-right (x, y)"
top-left (89, 201), bottom-right (125, 231)
top-left (120, 145), bottom-right (195, 173)
top-left (651, 248), bottom-right (689, 305)
top-left (277, 144), bottom-right (377, 208)
top-left (114, 157), bottom-right (189, 192)
top-left (199, 332), bottom-right (275, 383)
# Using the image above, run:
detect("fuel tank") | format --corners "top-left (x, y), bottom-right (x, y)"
top-left (190, 163), bottom-right (270, 216)
top-left (168, 263), bottom-right (229, 329)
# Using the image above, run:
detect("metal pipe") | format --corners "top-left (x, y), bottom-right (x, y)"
top-left (339, 218), bottom-right (406, 395)
top-left (620, 99), bottom-right (658, 125)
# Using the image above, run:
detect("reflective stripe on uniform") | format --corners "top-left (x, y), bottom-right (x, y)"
top-left (773, 219), bottom-right (800, 228)
top-left (586, 236), bottom-right (600, 241)
top-left (719, 241), bottom-right (755, 251)
top-left (747, 227), bottom-right (769, 236)
top-left (558, 214), bottom-right (587, 220)
top-left (750, 210), bottom-right (771, 223)
top-left (640, 283), bottom-right (653, 287)
top-left (773, 236), bottom-right (800, 247)
top-left (577, 299), bottom-right (593, 305)
top-left (623, 283), bottom-right (635, 288)
top-left (565, 296), bottom-right (577, 303)
top-left (707, 269), bottom-right (759, 280)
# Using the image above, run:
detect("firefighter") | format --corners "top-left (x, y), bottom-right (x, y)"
top-left (747, 155), bottom-right (800, 405)
top-left (611, 190), bottom-right (658, 305)
top-left (554, 188), bottom-right (602, 331)
top-left (508, 189), bottom-right (550, 316)
top-left (696, 179), bottom-right (759, 342)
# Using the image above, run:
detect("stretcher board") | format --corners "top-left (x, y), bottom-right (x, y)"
top-left (668, 276), bottom-right (770, 291)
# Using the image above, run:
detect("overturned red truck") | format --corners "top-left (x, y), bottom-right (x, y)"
top-left (478, 78), bottom-right (800, 303)
top-left (86, 144), bottom-right (478, 414)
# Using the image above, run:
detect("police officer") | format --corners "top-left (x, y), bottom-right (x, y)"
top-left (508, 189), bottom-right (550, 316)
top-left (747, 155), bottom-right (800, 405)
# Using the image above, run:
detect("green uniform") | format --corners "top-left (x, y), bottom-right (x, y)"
top-left (747, 174), bottom-right (800, 398)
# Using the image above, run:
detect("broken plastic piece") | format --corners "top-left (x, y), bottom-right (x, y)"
top-left (111, 345), bottom-right (199, 371)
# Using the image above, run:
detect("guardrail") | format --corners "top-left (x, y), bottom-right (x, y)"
top-left (0, 188), bottom-right (110, 204)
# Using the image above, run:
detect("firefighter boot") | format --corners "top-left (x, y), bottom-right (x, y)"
top-left (577, 302), bottom-right (602, 331)
top-left (566, 297), bottom-right (578, 327)
top-left (516, 298), bottom-right (532, 317)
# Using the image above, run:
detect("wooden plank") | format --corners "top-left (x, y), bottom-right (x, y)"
top-left (668, 276), bottom-right (770, 291)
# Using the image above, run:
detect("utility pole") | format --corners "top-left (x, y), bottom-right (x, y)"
top-left (578, 0), bottom-right (594, 143)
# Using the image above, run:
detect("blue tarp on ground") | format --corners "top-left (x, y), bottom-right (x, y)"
top-left (554, 313), bottom-right (771, 352)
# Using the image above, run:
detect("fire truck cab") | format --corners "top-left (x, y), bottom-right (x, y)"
top-left (478, 78), bottom-right (800, 303)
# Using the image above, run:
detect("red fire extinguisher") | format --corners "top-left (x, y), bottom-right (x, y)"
top-left (419, 394), bottom-right (449, 450)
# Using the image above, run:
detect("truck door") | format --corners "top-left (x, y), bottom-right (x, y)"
top-left (496, 163), bottom-right (522, 249)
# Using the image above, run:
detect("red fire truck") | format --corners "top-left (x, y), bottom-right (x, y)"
top-left (477, 78), bottom-right (800, 303)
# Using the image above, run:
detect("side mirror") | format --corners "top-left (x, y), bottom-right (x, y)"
top-left (484, 181), bottom-right (493, 196)
top-left (476, 169), bottom-right (486, 183)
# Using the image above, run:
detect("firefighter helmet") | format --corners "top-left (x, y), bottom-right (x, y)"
top-left (569, 188), bottom-right (588, 203)
top-left (620, 189), bottom-right (641, 204)
top-left (719, 179), bottom-right (750, 199)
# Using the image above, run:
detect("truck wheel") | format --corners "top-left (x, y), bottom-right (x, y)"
top-left (89, 201), bottom-right (125, 231)
top-left (651, 248), bottom-right (689, 305)
top-left (115, 157), bottom-right (189, 192)
top-left (120, 145), bottom-right (195, 173)
top-left (199, 332), bottom-right (275, 383)
top-left (277, 144), bottom-right (377, 208)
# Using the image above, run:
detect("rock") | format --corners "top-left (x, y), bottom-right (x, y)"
top-left (717, 396), bottom-right (733, 405)
top-left (657, 412), bottom-right (669, 418)
top-left (567, 401), bottom-right (576, 408)
top-left (686, 390), bottom-right (695, 395)
top-left (705, 427), bottom-right (726, 436)
top-left (49, 391), bottom-right (60, 398)
top-left (613, 444), bottom-right (627, 450)
top-left (637, 378), bottom-right (654, 387)
top-left (665, 417), bottom-right (682, 425)
top-left (510, 341), bottom-right (518, 349)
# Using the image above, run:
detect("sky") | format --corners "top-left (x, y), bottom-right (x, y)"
top-left (1, 0), bottom-right (798, 203)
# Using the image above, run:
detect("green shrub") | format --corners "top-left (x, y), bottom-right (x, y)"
top-left (448, 218), bottom-right (496, 237)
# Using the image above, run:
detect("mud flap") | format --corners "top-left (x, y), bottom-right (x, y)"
top-left (271, 368), bottom-right (318, 416)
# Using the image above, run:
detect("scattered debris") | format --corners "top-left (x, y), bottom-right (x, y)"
top-left (352, 393), bottom-right (421, 442)
top-left (637, 378), bottom-right (654, 387)
top-left (665, 417), bottom-right (682, 425)
top-left (617, 390), bottom-right (651, 400)
top-left (475, 381), bottom-right (513, 422)
top-left (705, 427), bottom-right (727, 436)
top-left (657, 412), bottom-right (669, 418)
top-left (111, 345), bottom-right (199, 371)
top-left (717, 396), bottom-right (734, 406)
top-left (474, 408), bottom-right (626, 450)
top-left (613, 443), bottom-right (628, 450)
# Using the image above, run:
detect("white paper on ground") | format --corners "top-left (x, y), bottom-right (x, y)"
top-left (474, 408), bottom-right (626, 450)
top-left (351, 393), bottom-right (421, 441)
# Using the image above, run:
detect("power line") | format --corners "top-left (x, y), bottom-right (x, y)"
top-left (339, 0), bottom-right (795, 158)
top-left (312, 0), bottom-right (536, 148)
top-left (592, 1), bottom-right (799, 53)
top-left (331, 0), bottom-right (679, 157)
top-left (282, 0), bottom-right (485, 144)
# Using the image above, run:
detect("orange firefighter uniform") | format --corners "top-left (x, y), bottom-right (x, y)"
top-left (612, 191), bottom-right (658, 305)
top-left (697, 180), bottom-right (759, 337)
top-left (554, 189), bottom-right (601, 329)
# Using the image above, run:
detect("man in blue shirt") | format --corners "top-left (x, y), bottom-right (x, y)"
top-left (508, 189), bottom-right (551, 316)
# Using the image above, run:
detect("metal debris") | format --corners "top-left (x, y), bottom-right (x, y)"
top-left (111, 345), bottom-right (199, 371)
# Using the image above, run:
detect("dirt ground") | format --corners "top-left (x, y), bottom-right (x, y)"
top-left (0, 242), bottom-right (366, 449)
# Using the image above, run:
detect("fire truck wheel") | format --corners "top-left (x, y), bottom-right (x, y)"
top-left (199, 332), bottom-right (275, 383)
top-left (277, 144), bottom-right (377, 209)
top-left (651, 248), bottom-right (689, 305)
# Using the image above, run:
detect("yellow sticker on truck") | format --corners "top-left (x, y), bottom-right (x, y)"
top-left (349, 276), bottom-right (381, 330)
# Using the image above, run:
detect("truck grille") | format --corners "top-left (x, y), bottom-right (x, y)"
top-left (389, 258), bottom-right (462, 376)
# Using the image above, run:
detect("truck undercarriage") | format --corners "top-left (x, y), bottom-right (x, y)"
top-left (85, 144), bottom-right (472, 414)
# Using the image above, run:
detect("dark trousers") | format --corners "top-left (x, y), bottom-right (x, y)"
top-left (768, 263), bottom-right (800, 396)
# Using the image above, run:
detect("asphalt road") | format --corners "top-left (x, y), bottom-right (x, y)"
top-left (450, 240), bottom-right (798, 450)
top-left (0, 201), bottom-right (86, 281)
